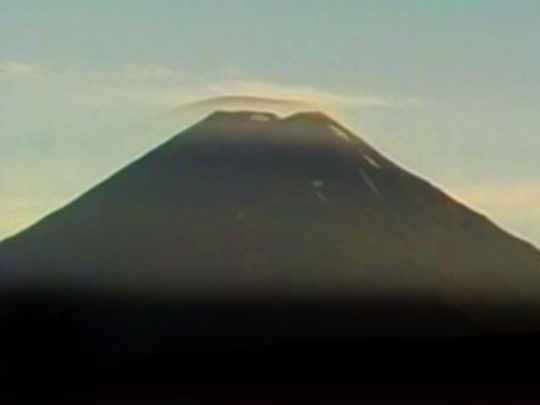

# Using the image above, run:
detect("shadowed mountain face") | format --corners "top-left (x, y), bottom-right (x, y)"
top-left (2, 110), bottom-right (540, 315)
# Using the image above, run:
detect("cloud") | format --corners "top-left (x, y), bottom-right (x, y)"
top-left (175, 95), bottom-right (319, 118)
top-left (0, 61), bottom-right (195, 114)
top-left (0, 61), bottom-right (420, 112)
top-left (0, 60), bottom-right (45, 79)
top-left (206, 80), bottom-right (412, 109)
top-left (0, 60), bottom-right (185, 85)
top-left (120, 64), bottom-right (182, 82)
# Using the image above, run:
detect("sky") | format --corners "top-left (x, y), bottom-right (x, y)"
top-left (1, 0), bottom-right (539, 246)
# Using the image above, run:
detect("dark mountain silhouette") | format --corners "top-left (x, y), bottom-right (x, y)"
top-left (2, 110), bottom-right (540, 380)
top-left (1, 110), bottom-right (539, 302)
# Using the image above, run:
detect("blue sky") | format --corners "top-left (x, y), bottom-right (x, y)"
top-left (1, 1), bottom-right (539, 245)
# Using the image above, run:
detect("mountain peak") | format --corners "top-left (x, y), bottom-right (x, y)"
top-left (202, 109), bottom-right (335, 126)
top-left (194, 109), bottom-right (353, 147)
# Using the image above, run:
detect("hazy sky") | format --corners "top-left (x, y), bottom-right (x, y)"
top-left (1, 1), bottom-right (539, 246)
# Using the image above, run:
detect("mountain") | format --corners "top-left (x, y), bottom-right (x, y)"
top-left (2, 110), bottom-right (540, 337)
top-left (4, 109), bottom-right (540, 381)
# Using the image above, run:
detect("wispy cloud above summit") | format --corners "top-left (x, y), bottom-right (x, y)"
top-left (207, 80), bottom-right (420, 110)
top-left (0, 60), bottom-right (185, 85)
top-left (0, 60), bottom-right (421, 112)
top-left (0, 60), bottom-right (45, 79)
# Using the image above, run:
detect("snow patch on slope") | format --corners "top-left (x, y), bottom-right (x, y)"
top-left (358, 167), bottom-right (382, 197)
top-left (328, 124), bottom-right (351, 142)
top-left (364, 155), bottom-right (381, 169)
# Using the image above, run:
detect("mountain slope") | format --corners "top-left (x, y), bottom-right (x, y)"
top-left (1, 110), bottom-right (540, 310)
